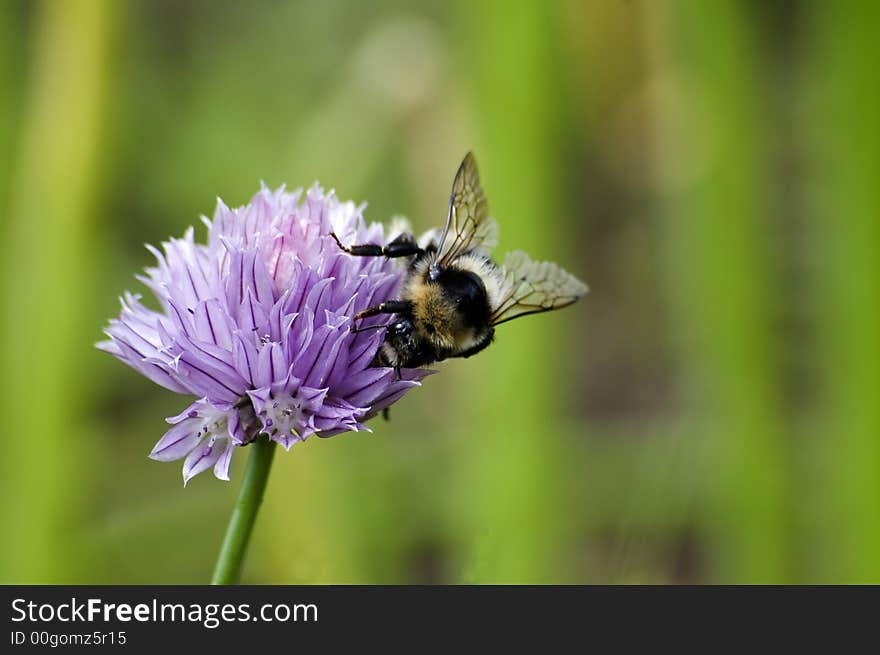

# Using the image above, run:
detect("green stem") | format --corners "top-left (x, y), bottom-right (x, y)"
top-left (211, 437), bottom-right (277, 585)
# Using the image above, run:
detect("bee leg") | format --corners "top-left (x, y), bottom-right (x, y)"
top-left (354, 300), bottom-right (411, 322)
top-left (382, 407), bottom-right (391, 421)
top-left (331, 232), bottom-right (424, 258)
top-left (352, 301), bottom-right (411, 333)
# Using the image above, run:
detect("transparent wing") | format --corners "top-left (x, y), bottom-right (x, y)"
top-left (490, 251), bottom-right (588, 326)
top-left (434, 152), bottom-right (498, 266)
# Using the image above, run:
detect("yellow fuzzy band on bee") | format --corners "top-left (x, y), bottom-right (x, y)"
top-left (406, 281), bottom-right (458, 346)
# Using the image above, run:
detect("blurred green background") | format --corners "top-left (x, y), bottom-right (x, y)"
top-left (1, 0), bottom-right (878, 584)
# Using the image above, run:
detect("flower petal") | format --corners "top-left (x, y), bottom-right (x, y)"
top-left (150, 420), bottom-right (202, 462)
top-left (183, 440), bottom-right (224, 485)
top-left (213, 439), bottom-right (235, 481)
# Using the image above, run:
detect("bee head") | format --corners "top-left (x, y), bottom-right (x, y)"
top-left (387, 319), bottom-right (413, 339)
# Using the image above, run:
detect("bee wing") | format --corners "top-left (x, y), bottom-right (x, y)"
top-left (490, 250), bottom-right (588, 326)
top-left (434, 152), bottom-right (499, 266)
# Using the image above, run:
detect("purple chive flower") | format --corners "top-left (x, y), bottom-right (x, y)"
top-left (99, 184), bottom-right (431, 484)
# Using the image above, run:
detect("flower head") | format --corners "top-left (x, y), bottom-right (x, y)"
top-left (99, 184), bottom-right (430, 484)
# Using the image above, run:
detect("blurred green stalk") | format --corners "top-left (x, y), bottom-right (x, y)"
top-left (0, 0), bottom-right (110, 583)
top-left (807, 1), bottom-right (880, 582)
top-left (456, 0), bottom-right (571, 583)
top-left (663, 0), bottom-right (791, 582)
top-left (0, 4), bottom-right (23, 214)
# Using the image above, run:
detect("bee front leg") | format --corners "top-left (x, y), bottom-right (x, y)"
top-left (351, 300), bottom-right (411, 333)
top-left (331, 232), bottom-right (424, 259)
top-left (354, 300), bottom-right (411, 321)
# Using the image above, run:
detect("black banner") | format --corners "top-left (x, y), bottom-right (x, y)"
top-left (1, 586), bottom-right (874, 648)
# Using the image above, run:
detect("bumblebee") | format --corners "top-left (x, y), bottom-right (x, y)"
top-left (332, 152), bottom-right (587, 370)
